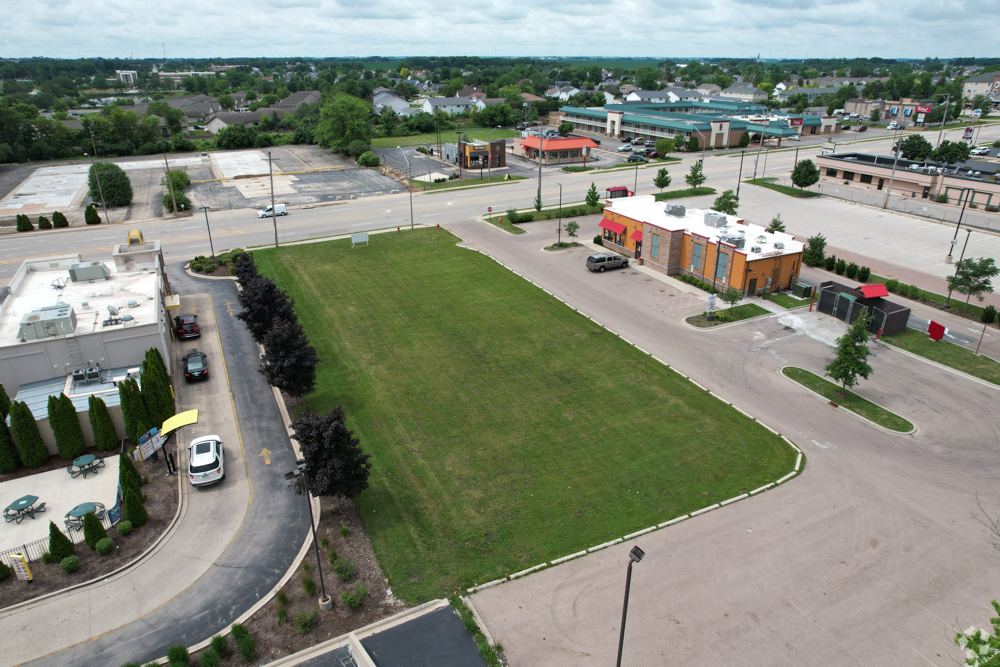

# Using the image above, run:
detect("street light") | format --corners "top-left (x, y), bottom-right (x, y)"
top-left (615, 546), bottom-right (645, 667)
top-left (487, 125), bottom-right (501, 183)
top-left (267, 150), bottom-right (278, 249)
top-left (881, 125), bottom-right (905, 210)
top-left (945, 229), bottom-right (973, 308)
top-left (536, 121), bottom-right (545, 209)
top-left (736, 150), bottom-right (746, 198)
top-left (397, 146), bottom-right (414, 230)
top-left (557, 183), bottom-right (563, 247)
top-left (284, 460), bottom-right (332, 611)
top-left (947, 188), bottom-right (975, 262)
top-left (83, 151), bottom-right (111, 225)
top-left (200, 206), bottom-right (216, 261)
top-left (751, 114), bottom-right (770, 180)
top-left (455, 131), bottom-right (464, 179)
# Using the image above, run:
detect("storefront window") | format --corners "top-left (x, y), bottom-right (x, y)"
top-left (651, 233), bottom-right (660, 260)
top-left (716, 252), bottom-right (728, 281)
top-left (692, 243), bottom-right (702, 270)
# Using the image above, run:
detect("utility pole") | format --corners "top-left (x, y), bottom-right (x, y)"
top-left (736, 150), bottom-right (745, 198)
top-left (936, 95), bottom-right (950, 149)
top-left (946, 189), bottom-right (974, 262)
top-left (752, 115), bottom-right (769, 180)
top-left (397, 147), bottom-right (414, 230)
top-left (536, 121), bottom-right (544, 209)
top-left (557, 183), bottom-right (563, 247)
top-left (881, 127), bottom-right (904, 210)
top-left (945, 229), bottom-right (973, 307)
top-left (268, 150), bottom-right (278, 248)
top-left (163, 154), bottom-right (178, 218)
top-left (200, 206), bottom-right (216, 261)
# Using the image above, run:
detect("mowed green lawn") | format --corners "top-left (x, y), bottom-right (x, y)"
top-left (255, 230), bottom-right (795, 602)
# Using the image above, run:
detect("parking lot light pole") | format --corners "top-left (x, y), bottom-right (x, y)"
top-left (83, 151), bottom-right (111, 225)
top-left (536, 121), bottom-right (544, 208)
top-left (267, 150), bottom-right (278, 248)
top-left (615, 546), bottom-right (645, 667)
top-left (881, 126), bottom-right (905, 210)
top-left (397, 146), bottom-right (414, 230)
top-left (200, 206), bottom-right (216, 261)
top-left (752, 115), bottom-right (769, 180)
top-left (557, 183), bottom-right (563, 246)
top-left (946, 229), bottom-right (973, 308)
top-left (947, 189), bottom-right (974, 261)
top-left (736, 150), bottom-right (745, 198)
top-left (285, 462), bottom-right (331, 610)
top-left (487, 125), bottom-right (501, 182)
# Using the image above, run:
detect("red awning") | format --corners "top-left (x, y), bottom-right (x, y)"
top-left (856, 283), bottom-right (889, 298)
top-left (598, 218), bottom-right (627, 234)
top-left (630, 229), bottom-right (643, 241)
top-left (607, 186), bottom-right (628, 192)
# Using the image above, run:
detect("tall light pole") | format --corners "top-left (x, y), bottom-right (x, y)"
top-left (455, 131), bottom-right (464, 179)
top-left (83, 151), bottom-right (111, 225)
top-left (736, 150), bottom-right (745, 198)
top-left (945, 229), bottom-right (973, 308)
top-left (397, 146), bottom-right (414, 230)
top-left (947, 188), bottom-right (974, 262)
top-left (936, 95), bottom-right (951, 149)
top-left (881, 126), bottom-right (905, 210)
top-left (284, 461), bottom-right (331, 611)
top-left (487, 125), bottom-right (501, 182)
top-left (615, 546), bottom-right (645, 667)
top-left (634, 160), bottom-right (639, 194)
top-left (200, 206), bottom-right (216, 261)
top-left (267, 150), bottom-right (278, 249)
top-left (163, 153), bottom-right (178, 218)
top-left (536, 121), bottom-right (544, 209)
top-left (751, 115), bottom-right (769, 180)
top-left (557, 183), bottom-right (563, 246)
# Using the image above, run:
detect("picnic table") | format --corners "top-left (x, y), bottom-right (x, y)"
top-left (67, 454), bottom-right (104, 478)
top-left (65, 502), bottom-right (103, 531)
top-left (3, 495), bottom-right (46, 524)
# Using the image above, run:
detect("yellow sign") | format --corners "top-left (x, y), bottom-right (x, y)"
top-left (8, 554), bottom-right (32, 581)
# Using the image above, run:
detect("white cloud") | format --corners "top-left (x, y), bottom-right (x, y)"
top-left (1, 0), bottom-right (996, 58)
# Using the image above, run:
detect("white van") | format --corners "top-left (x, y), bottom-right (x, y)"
top-left (257, 204), bottom-right (287, 218)
top-left (887, 121), bottom-right (899, 130)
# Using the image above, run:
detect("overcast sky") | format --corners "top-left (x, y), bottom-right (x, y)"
top-left (3, 0), bottom-right (996, 60)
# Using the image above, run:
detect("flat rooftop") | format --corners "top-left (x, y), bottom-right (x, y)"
top-left (10, 365), bottom-right (142, 421)
top-left (0, 257), bottom-right (159, 345)
top-left (607, 195), bottom-right (804, 259)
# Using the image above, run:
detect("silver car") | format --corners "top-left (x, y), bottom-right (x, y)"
top-left (188, 436), bottom-right (225, 486)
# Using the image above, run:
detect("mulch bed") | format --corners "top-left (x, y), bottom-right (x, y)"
top-left (193, 497), bottom-right (407, 666)
top-left (0, 449), bottom-right (179, 607)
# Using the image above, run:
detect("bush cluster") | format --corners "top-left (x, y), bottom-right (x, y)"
top-left (0, 561), bottom-right (10, 581)
top-left (16, 213), bottom-right (34, 232)
top-left (883, 279), bottom-right (923, 300)
top-left (294, 608), bottom-right (318, 634)
top-left (333, 556), bottom-right (356, 581)
top-left (116, 520), bottom-right (133, 535)
top-left (60, 555), bottom-right (80, 573)
top-left (52, 211), bottom-right (69, 228)
top-left (982, 305), bottom-right (997, 324)
top-left (357, 151), bottom-right (380, 167)
top-left (96, 537), bottom-right (115, 555)
top-left (38, 215), bottom-right (52, 229)
top-left (231, 624), bottom-right (256, 663)
top-left (341, 583), bottom-right (368, 610)
top-left (678, 273), bottom-right (716, 294)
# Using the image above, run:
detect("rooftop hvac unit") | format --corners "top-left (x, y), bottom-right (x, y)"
top-left (703, 213), bottom-right (727, 228)
top-left (738, 230), bottom-right (745, 236)
top-left (664, 204), bottom-right (686, 217)
top-left (756, 235), bottom-right (767, 243)
top-left (67, 261), bottom-right (110, 282)
top-left (18, 305), bottom-right (77, 340)
top-left (127, 300), bottom-right (139, 308)
top-left (751, 246), bottom-right (762, 253)
top-left (71, 368), bottom-right (87, 384)
top-left (720, 235), bottom-right (745, 250)
top-left (774, 242), bottom-right (785, 250)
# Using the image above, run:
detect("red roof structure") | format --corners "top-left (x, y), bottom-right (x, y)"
top-left (856, 284), bottom-right (889, 298)
top-left (630, 229), bottom-right (643, 241)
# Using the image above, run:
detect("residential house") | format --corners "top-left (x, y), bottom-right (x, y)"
top-left (520, 92), bottom-right (545, 103)
top-left (774, 86), bottom-right (841, 102)
top-left (719, 84), bottom-right (769, 103)
top-left (457, 86), bottom-right (487, 100)
top-left (545, 85), bottom-right (581, 101)
top-left (598, 197), bottom-right (804, 295)
top-left (420, 97), bottom-right (485, 115)
top-left (374, 91), bottom-right (411, 115)
top-left (206, 108), bottom-right (286, 134)
top-left (696, 83), bottom-right (721, 95)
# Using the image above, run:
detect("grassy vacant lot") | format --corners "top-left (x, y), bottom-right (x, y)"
top-left (782, 367), bottom-right (914, 432)
top-left (372, 127), bottom-right (519, 149)
top-left (256, 230), bottom-right (795, 603)
top-left (885, 328), bottom-right (1000, 386)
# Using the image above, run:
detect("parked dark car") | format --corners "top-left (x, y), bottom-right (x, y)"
top-left (647, 151), bottom-right (661, 158)
top-left (626, 154), bottom-right (649, 163)
top-left (587, 253), bottom-right (629, 272)
top-left (174, 314), bottom-right (200, 339)
top-left (182, 351), bottom-right (209, 382)
top-left (854, 125), bottom-right (868, 133)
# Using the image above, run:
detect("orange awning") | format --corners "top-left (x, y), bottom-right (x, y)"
top-left (599, 218), bottom-right (626, 234)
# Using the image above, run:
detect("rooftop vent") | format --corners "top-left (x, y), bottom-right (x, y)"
top-left (67, 261), bottom-right (110, 282)
top-left (756, 235), bottom-right (767, 243)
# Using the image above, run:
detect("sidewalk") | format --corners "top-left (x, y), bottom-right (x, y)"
top-left (0, 292), bottom-right (252, 665)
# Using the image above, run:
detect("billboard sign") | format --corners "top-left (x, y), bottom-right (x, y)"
top-left (789, 118), bottom-right (804, 127)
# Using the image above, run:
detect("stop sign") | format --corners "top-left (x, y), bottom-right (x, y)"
top-left (488, 207), bottom-right (492, 212)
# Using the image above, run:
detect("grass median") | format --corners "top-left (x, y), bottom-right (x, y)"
top-left (884, 327), bottom-right (1000, 386)
top-left (256, 229), bottom-right (797, 603)
top-left (744, 178), bottom-right (821, 198)
top-left (782, 367), bottom-right (914, 432)
top-left (763, 292), bottom-right (810, 309)
top-left (686, 303), bottom-right (770, 327)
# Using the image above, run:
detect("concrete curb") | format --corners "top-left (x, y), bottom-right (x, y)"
top-left (778, 366), bottom-right (917, 436)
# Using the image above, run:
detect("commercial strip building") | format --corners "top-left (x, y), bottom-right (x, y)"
top-left (442, 138), bottom-right (508, 170)
top-left (557, 101), bottom-right (839, 147)
top-left (844, 98), bottom-right (936, 125)
top-left (815, 152), bottom-right (1000, 207)
top-left (0, 242), bottom-right (174, 454)
top-left (598, 196), bottom-right (804, 295)
top-left (520, 136), bottom-right (599, 165)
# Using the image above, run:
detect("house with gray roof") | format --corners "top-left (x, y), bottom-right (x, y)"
top-left (420, 97), bottom-right (485, 115)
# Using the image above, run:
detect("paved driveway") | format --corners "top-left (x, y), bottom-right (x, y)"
top-left (457, 218), bottom-right (1000, 667)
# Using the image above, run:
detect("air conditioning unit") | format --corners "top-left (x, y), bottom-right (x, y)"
top-left (664, 204), bottom-right (686, 217)
top-left (756, 235), bottom-right (767, 243)
top-left (67, 261), bottom-right (110, 282)
top-left (18, 305), bottom-right (77, 340)
top-left (703, 213), bottom-right (727, 227)
top-left (774, 242), bottom-right (785, 250)
top-left (751, 245), bottom-right (762, 253)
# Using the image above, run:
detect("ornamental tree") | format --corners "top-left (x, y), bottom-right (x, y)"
top-left (712, 189), bottom-right (739, 215)
top-left (791, 159), bottom-right (820, 190)
top-left (685, 161), bottom-right (706, 188)
top-left (585, 182), bottom-right (600, 209)
top-left (49, 521), bottom-right (75, 560)
top-left (260, 317), bottom-right (319, 398)
top-left (653, 167), bottom-right (671, 192)
top-left (0, 421), bottom-right (20, 474)
top-left (10, 400), bottom-right (48, 467)
top-left (48, 393), bottom-right (86, 460)
top-left (948, 257), bottom-right (1000, 313)
top-left (88, 395), bottom-right (119, 451)
top-left (88, 161), bottom-right (133, 206)
top-left (825, 314), bottom-right (874, 394)
top-left (291, 407), bottom-right (371, 501)
top-left (237, 275), bottom-right (298, 344)
top-left (766, 214), bottom-right (786, 233)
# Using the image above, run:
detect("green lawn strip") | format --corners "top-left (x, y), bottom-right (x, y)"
top-left (544, 242), bottom-right (584, 251)
top-left (883, 328), bottom-right (1000, 386)
top-left (255, 230), bottom-right (795, 603)
top-left (562, 166), bottom-right (595, 172)
top-left (781, 367), bottom-right (913, 432)
top-left (484, 216), bottom-right (526, 234)
top-left (686, 303), bottom-right (770, 327)
top-left (372, 127), bottom-right (520, 149)
top-left (866, 273), bottom-right (989, 322)
top-left (653, 187), bottom-right (717, 201)
top-left (744, 178), bottom-right (821, 198)
top-left (501, 204), bottom-right (604, 223)
top-left (763, 292), bottom-right (810, 309)
top-left (419, 175), bottom-right (527, 191)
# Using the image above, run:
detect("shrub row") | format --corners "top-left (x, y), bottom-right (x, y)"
top-left (678, 273), bottom-right (716, 294)
top-left (822, 255), bottom-right (871, 282)
top-left (190, 248), bottom-right (245, 275)
top-left (15, 212), bottom-right (69, 232)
